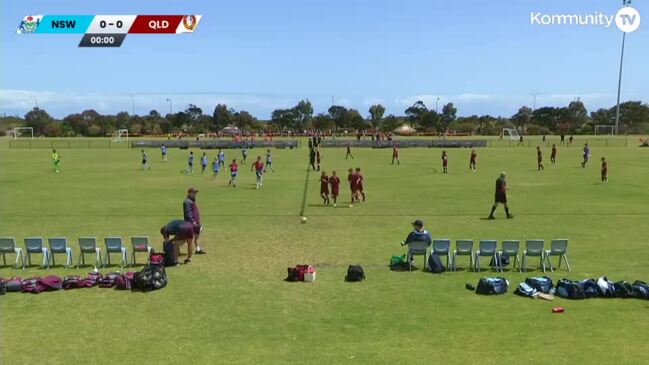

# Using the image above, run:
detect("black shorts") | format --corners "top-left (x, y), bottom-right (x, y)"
top-left (495, 193), bottom-right (507, 203)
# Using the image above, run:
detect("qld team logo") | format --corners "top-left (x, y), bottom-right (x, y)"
top-left (16, 15), bottom-right (42, 34)
top-left (183, 15), bottom-right (197, 31)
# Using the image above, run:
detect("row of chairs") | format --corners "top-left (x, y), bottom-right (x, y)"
top-left (406, 238), bottom-right (571, 273)
top-left (0, 237), bottom-right (153, 270)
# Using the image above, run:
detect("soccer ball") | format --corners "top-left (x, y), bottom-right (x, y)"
top-left (301, 216), bottom-right (307, 223)
top-left (349, 204), bottom-right (354, 208)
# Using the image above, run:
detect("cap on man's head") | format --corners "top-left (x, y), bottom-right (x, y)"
top-left (500, 172), bottom-right (507, 178)
top-left (188, 187), bottom-right (199, 193)
top-left (412, 219), bottom-right (424, 227)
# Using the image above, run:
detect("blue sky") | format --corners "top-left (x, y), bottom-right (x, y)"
top-left (1, 0), bottom-right (647, 119)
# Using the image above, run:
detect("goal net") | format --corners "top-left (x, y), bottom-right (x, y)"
top-left (13, 127), bottom-right (34, 139)
top-left (502, 128), bottom-right (520, 140)
top-left (594, 125), bottom-right (615, 135)
top-left (112, 129), bottom-right (129, 142)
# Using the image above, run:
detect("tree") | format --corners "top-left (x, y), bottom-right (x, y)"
top-left (328, 105), bottom-right (349, 129)
top-left (232, 110), bottom-right (257, 130)
top-left (615, 101), bottom-right (649, 133)
top-left (405, 100), bottom-right (427, 127)
top-left (566, 100), bottom-right (588, 132)
top-left (511, 106), bottom-right (532, 132)
top-left (347, 109), bottom-right (367, 130)
top-left (24, 107), bottom-right (53, 136)
top-left (212, 104), bottom-right (232, 130)
top-left (419, 110), bottom-right (439, 131)
top-left (293, 99), bottom-right (313, 130)
top-left (368, 104), bottom-right (385, 129)
top-left (380, 114), bottom-right (402, 132)
top-left (311, 113), bottom-right (335, 131)
top-left (439, 103), bottom-right (457, 132)
top-left (531, 106), bottom-right (565, 131)
top-left (270, 108), bottom-right (298, 130)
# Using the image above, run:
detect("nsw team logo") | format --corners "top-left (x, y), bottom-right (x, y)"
top-left (16, 15), bottom-right (43, 34)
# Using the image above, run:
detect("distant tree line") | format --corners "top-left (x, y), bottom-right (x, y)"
top-left (1, 98), bottom-right (648, 137)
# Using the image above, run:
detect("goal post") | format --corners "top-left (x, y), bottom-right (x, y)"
top-left (502, 128), bottom-right (520, 140)
top-left (112, 129), bottom-right (129, 142)
top-left (594, 125), bottom-right (615, 135)
top-left (13, 127), bottom-right (34, 139)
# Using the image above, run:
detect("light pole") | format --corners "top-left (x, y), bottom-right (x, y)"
top-left (615, 0), bottom-right (632, 135)
top-left (166, 98), bottom-right (173, 114)
top-left (131, 95), bottom-right (135, 115)
top-left (435, 97), bottom-right (440, 113)
top-left (531, 92), bottom-right (539, 111)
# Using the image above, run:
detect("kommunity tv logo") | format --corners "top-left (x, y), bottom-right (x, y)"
top-left (530, 6), bottom-right (640, 33)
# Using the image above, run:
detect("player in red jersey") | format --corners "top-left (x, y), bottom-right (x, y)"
top-left (228, 159), bottom-right (238, 187)
top-left (392, 145), bottom-right (400, 165)
top-left (347, 168), bottom-right (357, 203)
top-left (345, 144), bottom-right (354, 159)
top-left (354, 167), bottom-right (365, 202)
top-left (251, 156), bottom-right (265, 189)
top-left (601, 157), bottom-right (608, 182)
top-left (536, 146), bottom-right (544, 171)
top-left (551, 144), bottom-right (557, 165)
top-left (469, 149), bottom-right (477, 172)
top-left (329, 170), bottom-right (340, 206)
top-left (441, 151), bottom-right (448, 174)
top-left (320, 171), bottom-right (330, 205)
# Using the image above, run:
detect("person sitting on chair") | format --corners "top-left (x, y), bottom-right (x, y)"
top-left (400, 219), bottom-right (432, 264)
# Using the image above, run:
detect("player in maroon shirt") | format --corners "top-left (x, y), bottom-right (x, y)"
top-left (316, 149), bottom-right (321, 171)
top-left (392, 145), bottom-right (400, 165)
top-left (320, 171), bottom-right (330, 205)
top-left (469, 149), bottom-right (477, 172)
top-left (536, 146), bottom-right (544, 171)
top-left (442, 151), bottom-right (448, 174)
top-left (347, 168), bottom-right (357, 203)
top-left (329, 170), bottom-right (340, 206)
top-left (550, 144), bottom-right (557, 165)
top-left (345, 144), bottom-right (354, 159)
top-left (601, 157), bottom-right (608, 182)
top-left (354, 167), bottom-right (365, 202)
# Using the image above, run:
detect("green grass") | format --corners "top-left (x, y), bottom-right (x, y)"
top-left (1, 136), bottom-right (649, 364)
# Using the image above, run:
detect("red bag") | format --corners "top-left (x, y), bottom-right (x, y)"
top-left (552, 306), bottom-right (565, 313)
top-left (294, 265), bottom-right (309, 282)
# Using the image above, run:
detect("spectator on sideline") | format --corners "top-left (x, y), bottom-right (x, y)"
top-left (160, 220), bottom-right (195, 266)
top-left (183, 187), bottom-right (206, 258)
top-left (401, 219), bottom-right (432, 264)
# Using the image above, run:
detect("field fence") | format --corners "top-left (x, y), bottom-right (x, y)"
top-left (9, 139), bottom-right (130, 149)
top-left (487, 138), bottom-right (628, 148)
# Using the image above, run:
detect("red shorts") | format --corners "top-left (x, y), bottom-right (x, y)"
top-left (357, 184), bottom-right (364, 192)
top-left (331, 188), bottom-right (339, 196)
top-left (321, 187), bottom-right (329, 195)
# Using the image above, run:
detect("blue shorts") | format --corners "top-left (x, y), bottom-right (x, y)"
top-left (231, 172), bottom-right (238, 177)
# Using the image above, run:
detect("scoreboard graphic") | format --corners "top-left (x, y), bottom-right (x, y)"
top-left (16, 15), bottom-right (201, 47)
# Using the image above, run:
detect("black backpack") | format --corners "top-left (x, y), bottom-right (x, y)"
top-left (581, 279), bottom-right (599, 298)
top-left (489, 253), bottom-right (510, 268)
top-left (163, 240), bottom-right (177, 267)
top-left (133, 265), bottom-right (168, 291)
top-left (285, 267), bottom-right (298, 282)
top-left (427, 254), bottom-right (446, 274)
top-left (555, 279), bottom-right (585, 299)
top-left (475, 277), bottom-right (508, 295)
top-left (345, 265), bottom-right (365, 282)
top-left (632, 281), bottom-right (649, 299)
top-left (613, 281), bottom-right (634, 298)
top-left (524, 276), bottom-right (553, 294)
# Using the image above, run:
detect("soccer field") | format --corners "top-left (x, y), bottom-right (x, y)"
top-left (1, 137), bottom-right (649, 364)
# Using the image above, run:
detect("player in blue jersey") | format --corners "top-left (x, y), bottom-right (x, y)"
top-left (581, 143), bottom-right (590, 168)
top-left (187, 151), bottom-right (195, 174)
top-left (218, 149), bottom-right (225, 168)
top-left (161, 144), bottom-right (167, 161)
top-left (265, 149), bottom-right (274, 172)
top-left (211, 156), bottom-right (220, 180)
top-left (200, 152), bottom-right (208, 175)
top-left (141, 149), bottom-right (151, 170)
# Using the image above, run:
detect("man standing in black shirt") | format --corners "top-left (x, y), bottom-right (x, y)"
top-left (488, 172), bottom-right (513, 219)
